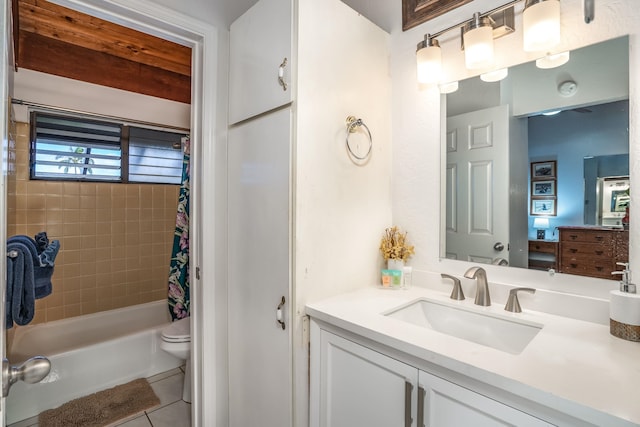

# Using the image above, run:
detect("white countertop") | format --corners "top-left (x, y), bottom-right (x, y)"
top-left (306, 286), bottom-right (640, 427)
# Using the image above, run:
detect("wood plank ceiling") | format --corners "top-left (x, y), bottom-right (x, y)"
top-left (15, 0), bottom-right (192, 104)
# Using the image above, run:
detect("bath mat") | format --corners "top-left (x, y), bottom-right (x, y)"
top-left (38, 378), bottom-right (160, 427)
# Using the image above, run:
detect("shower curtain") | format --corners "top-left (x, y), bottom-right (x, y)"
top-left (168, 136), bottom-right (190, 321)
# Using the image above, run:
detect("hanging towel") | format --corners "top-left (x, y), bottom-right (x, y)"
top-left (8, 235), bottom-right (56, 299)
top-left (34, 231), bottom-right (50, 253)
top-left (6, 234), bottom-right (59, 328)
top-left (35, 239), bottom-right (59, 298)
top-left (6, 241), bottom-right (36, 328)
top-left (34, 231), bottom-right (60, 268)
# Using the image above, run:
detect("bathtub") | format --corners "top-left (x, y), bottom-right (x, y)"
top-left (5, 300), bottom-right (183, 425)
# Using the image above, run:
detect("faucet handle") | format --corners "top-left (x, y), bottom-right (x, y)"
top-left (504, 287), bottom-right (536, 313)
top-left (441, 274), bottom-right (465, 301)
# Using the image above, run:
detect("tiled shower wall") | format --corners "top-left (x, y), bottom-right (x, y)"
top-left (7, 122), bottom-right (179, 324)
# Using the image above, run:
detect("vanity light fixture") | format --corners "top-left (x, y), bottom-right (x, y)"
top-left (416, 34), bottom-right (442, 84)
top-left (536, 51), bottom-right (570, 69)
top-left (523, 0), bottom-right (561, 52)
top-left (480, 68), bottom-right (508, 82)
top-left (415, 0), bottom-right (565, 84)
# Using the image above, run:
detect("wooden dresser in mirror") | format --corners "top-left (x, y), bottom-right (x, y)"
top-left (558, 226), bottom-right (629, 280)
top-left (528, 240), bottom-right (558, 271)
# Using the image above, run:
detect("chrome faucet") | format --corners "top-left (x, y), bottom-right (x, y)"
top-left (504, 288), bottom-right (536, 313)
top-left (441, 273), bottom-right (465, 300)
top-left (463, 266), bottom-right (491, 306)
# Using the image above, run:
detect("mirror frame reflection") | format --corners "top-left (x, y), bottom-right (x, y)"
top-left (441, 36), bottom-right (629, 281)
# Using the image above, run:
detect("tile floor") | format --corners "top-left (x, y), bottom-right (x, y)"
top-left (8, 367), bottom-right (190, 427)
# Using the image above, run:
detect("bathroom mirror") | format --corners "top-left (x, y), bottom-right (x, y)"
top-left (442, 36), bottom-right (629, 277)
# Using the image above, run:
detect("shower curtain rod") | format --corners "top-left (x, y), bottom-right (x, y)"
top-left (11, 98), bottom-right (191, 134)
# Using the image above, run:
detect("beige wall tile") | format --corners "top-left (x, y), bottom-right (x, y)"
top-left (9, 123), bottom-right (180, 324)
top-left (46, 307), bottom-right (64, 322)
top-left (64, 304), bottom-right (82, 318)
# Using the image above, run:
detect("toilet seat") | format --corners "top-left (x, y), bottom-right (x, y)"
top-left (162, 317), bottom-right (190, 343)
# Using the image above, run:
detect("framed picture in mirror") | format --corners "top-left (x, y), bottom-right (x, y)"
top-left (531, 161), bottom-right (556, 180)
top-left (532, 180), bottom-right (555, 196)
top-left (531, 198), bottom-right (557, 216)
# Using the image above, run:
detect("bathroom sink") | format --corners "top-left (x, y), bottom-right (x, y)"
top-left (385, 299), bottom-right (543, 354)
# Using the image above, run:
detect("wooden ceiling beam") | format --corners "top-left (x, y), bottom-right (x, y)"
top-left (19, 0), bottom-right (191, 77)
top-left (19, 30), bottom-right (191, 104)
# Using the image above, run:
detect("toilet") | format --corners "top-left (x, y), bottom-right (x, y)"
top-left (160, 317), bottom-right (191, 403)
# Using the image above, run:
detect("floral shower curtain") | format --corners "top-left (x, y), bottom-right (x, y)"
top-left (168, 136), bottom-right (190, 321)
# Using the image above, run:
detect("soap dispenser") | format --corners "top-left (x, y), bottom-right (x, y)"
top-left (610, 262), bottom-right (640, 341)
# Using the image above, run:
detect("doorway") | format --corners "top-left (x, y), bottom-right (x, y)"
top-left (0, 0), bottom-right (218, 425)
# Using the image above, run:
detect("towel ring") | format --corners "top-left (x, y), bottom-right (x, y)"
top-left (345, 116), bottom-right (372, 161)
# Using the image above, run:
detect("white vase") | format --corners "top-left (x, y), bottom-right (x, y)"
top-left (387, 259), bottom-right (404, 271)
top-left (386, 259), bottom-right (404, 289)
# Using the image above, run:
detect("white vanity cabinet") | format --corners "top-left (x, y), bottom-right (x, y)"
top-left (229, 0), bottom-right (293, 124)
top-left (312, 327), bottom-right (419, 427)
top-left (420, 371), bottom-right (552, 426)
top-left (310, 321), bottom-right (552, 427)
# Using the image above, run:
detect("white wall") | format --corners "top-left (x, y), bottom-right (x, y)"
top-left (528, 101), bottom-right (629, 238)
top-left (13, 69), bottom-right (190, 128)
top-left (295, 0), bottom-right (391, 424)
top-left (510, 36), bottom-right (629, 116)
top-left (295, 0), bottom-right (391, 314)
top-left (391, 0), bottom-right (639, 299)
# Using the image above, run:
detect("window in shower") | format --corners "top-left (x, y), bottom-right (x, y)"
top-left (29, 111), bottom-right (184, 184)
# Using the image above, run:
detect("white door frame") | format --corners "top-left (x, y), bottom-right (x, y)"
top-left (3, 1), bottom-right (219, 425)
top-left (0, 0), bottom-right (13, 424)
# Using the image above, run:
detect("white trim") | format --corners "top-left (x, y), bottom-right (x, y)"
top-left (1, 0), bottom-right (12, 424)
top-left (40, 1), bottom-right (219, 425)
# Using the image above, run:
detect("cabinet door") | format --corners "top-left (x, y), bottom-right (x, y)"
top-left (312, 330), bottom-right (418, 427)
top-left (229, 0), bottom-right (292, 124)
top-left (228, 108), bottom-right (292, 427)
top-left (419, 371), bottom-right (552, 426)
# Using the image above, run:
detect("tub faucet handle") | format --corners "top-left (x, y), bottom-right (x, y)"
top-left (441, 273), bottom-right (465, 300)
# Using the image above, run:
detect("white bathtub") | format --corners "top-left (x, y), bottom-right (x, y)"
top-left (5, 300), bottom-right (183, 424)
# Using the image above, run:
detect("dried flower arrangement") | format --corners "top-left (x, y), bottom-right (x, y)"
top-left (379, 226), bottom-right (415, 261)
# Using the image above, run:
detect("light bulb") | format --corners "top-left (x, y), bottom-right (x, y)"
top-left (480, 68), bottom-right (508, 82)
top-left (463, 14), bottom-right (494, 70)
top-left (523, 0), bottom-right (561, 52)
top-left (416, 42), bottom-right (442, 84)
top-left (536, 51), bottom-right (570, 69)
